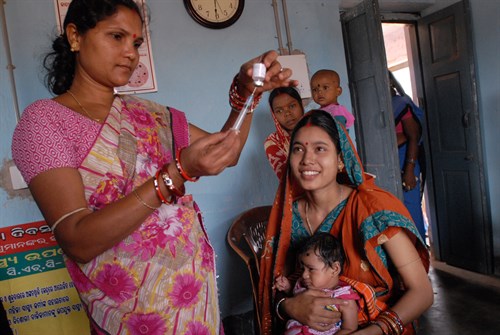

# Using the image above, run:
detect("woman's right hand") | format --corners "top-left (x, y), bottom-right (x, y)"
top-left (283, 289), bottom-right (346, 331)
top-left (179, 130), bottom-right (242, 178)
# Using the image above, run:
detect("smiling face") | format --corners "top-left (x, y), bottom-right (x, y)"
top-left (70, 5), bottom-right (144, 88)
top-left (290, 125), bottom-right (342, 192)
top-left (271, 93), bottom-right (305, 134)
top-left (310, 71), bottom-right (342, 107)
top-left (300, 248), bottom-right (340, 290)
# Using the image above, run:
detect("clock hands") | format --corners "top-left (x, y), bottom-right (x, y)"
top-left (214, 0), bottom-right (219, 20)
top-left (215, 0), bottom-right (228, 21)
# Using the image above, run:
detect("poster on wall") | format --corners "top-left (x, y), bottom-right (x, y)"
top-left (54, 0), bottom-right (158, 94)
top-left (0, 221), bottom-right (90, 335)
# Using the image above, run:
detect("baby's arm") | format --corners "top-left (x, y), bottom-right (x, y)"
top-left (335, 299), bottom-right (358, 335)
top-left (273, 275), bottom-right (292, 293)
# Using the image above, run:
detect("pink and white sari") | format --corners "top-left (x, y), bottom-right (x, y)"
top-left (66, 95), bottom-right (221, 335)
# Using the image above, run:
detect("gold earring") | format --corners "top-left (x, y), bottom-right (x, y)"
top-left (338, 161), bottom-right (344, 171)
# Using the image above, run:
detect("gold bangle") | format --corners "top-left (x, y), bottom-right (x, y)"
top-left (133, 188), bottom-right (158, 210)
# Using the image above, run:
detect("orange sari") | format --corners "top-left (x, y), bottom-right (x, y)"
top-left (258, 117), bottom-right (429, 335)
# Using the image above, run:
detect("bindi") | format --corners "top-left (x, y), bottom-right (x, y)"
top-left (133, 33), bottom-right (137, 38)
top-left (305, 142), bottom-right (309, 145)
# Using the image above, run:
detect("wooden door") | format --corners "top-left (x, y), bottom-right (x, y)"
top-left (418, 0), bottom-right (492, 273)
top-left (341, 0), bottom-right (402, 199)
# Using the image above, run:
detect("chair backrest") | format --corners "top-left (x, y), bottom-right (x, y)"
top-left (227, 205), bottom-right (272, 335)
top-left (227, 205), bottom-right (271, 274)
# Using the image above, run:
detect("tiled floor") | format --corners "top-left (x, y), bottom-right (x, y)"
top-left (223, 261), bottom-right (500, 334)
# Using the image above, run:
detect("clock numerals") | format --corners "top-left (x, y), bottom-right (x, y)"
top-left (184, 0), bottom-right (244, 29)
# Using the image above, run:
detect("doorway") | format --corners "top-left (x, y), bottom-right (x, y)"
top-left (382, 22), bottom-right (431, 246)
top-left (341, 0), bottom-right (493, 275)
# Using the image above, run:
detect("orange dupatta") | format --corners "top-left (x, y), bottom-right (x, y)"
top-left (258, 114), bottom-right (429, 334)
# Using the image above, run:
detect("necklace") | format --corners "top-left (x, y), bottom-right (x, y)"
top-left (67, 89), bottom-right (101, 122)
top-left (304, 201), bottom-right (314, 235)
top-left (304, 186), bottom-right (344, 235)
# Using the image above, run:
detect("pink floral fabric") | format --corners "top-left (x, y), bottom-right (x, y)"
top-left (17, 95), bottom-right (221, 334)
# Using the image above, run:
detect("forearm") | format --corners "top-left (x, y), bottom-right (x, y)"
top-left (402, 117), bottom-right (421, 170)
top-left (360, 286), bottom-right (433, 335)
top-left (374, 232), bottom-right (433, 333)
top-left (58, 178), bottom-right (163, 262)
top-left (390, 281), bottom-right (433, 326)
top-left (403, 140), bottom-right (419, 172)
top-left (32, 163), bottom-right (185, 263)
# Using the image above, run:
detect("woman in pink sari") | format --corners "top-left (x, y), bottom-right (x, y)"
top-left (11, 1), bottom-right (296, 334)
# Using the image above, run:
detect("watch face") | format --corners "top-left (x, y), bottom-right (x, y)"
top-left (185, 0), bottom-right (244, 29)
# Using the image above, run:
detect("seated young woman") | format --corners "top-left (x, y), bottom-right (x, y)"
top-left (258, 110), bottom-right (433, 335)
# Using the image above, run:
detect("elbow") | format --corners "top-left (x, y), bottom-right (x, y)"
top-left (59, 243), bottom-right (97, 264)
top-left (422, 278), bottom-right (435, 311)
top-left (426, 285), bottom-right (435, 309)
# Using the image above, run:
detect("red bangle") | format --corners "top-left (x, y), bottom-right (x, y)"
top-left (229, 74), bottom-right (262, 113)
top-left (175, 147), bottom-right (199, 182)
top-left (160, 165), bottom-right (185, 197)
top-left (154, 171), bottom-right (172, 205)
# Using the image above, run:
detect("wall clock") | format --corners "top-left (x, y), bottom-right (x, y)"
top-left (183, 0), bottom-right (244, 29)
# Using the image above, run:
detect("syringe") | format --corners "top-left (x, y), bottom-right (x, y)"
top-left (231, 63), bottom-right (266, 131)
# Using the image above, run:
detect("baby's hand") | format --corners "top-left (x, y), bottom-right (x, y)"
top-left (273, 275), bottom-right (291, 292)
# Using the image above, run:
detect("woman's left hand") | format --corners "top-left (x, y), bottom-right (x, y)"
top-left (237, 50), bottom-right (298, 97)
top-left (402, 169), bottom-right (417, 191)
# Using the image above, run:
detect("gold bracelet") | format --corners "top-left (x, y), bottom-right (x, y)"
top-left (133, 188), bottom-right (158, 210)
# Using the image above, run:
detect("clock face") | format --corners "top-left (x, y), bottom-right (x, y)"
top-left (184, 0), bottom-right (244, 29)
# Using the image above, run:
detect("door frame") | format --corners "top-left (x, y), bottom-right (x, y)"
top-left (379, 17), bottom-right (442, 258)
top-left (341, 0), bottom-right (492, 273)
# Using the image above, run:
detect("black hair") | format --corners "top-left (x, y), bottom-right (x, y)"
top-left (298, 232), bottom-right (345, 269)
top-left (268, 87), bottom-right (303, 111)
top-left (43, 0), bottom-right (143, 95)
top-left (289, 109), bottom-right (341, 153)
top-left (388, 70), bottom-right (405, 97)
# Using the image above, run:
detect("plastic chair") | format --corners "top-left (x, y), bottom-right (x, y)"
top-left (227, 205), bottom-right (271, 335)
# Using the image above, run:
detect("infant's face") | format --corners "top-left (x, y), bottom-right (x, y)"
top-left (300, 251), bottom-right (339, 290)
top-left (311, 73), bottom-right (342, 107)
